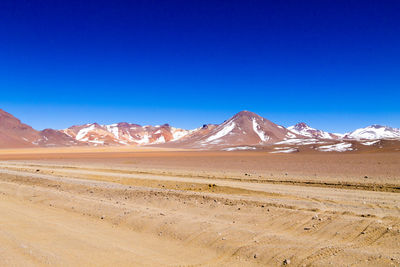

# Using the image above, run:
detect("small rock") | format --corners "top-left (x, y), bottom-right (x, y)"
top-left (159, 213), bottom-right (165, 216)
top-left (283, 259), bottom-right (291, 265)
top-left (361, 231), bottom-right (366, 234)
top-left (253, 254), bottom-right (257, 259)
top-left (304, 227), bottom-right (311, 230)
top-left (312, 215), bottom-right (319, 220)
top-left (364, 176), bottom-right (368, 179)
top-left (222, 237), bottom-right (226, 240)
top-left (100, 216), bottom-right (104, 219)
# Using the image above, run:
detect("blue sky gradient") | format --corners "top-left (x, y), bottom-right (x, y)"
top-left (1, 0), bottom-right (399, 132)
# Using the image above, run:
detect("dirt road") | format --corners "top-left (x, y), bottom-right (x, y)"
top-left (0, 151), bottom-right (399, 266)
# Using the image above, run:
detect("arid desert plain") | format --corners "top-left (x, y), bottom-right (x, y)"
top-left (0, 147), bottom-right (399, 266)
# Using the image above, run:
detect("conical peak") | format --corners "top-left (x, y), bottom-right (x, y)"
top-left (294, 122), bottom-right (310, 129)
top-left (235, 110), bottom-right (257, 116)
top-left (231, 110), bottom-right (262, 120)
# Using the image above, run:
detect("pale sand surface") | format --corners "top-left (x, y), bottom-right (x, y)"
top-left (0, 147), bottom-right (399, 266)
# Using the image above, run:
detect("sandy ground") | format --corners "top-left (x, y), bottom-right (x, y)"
top-left (0, 147), bottom-right (399, 266)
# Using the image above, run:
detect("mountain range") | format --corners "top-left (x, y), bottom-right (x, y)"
top-left (1, 108), bottom-right (399, 151)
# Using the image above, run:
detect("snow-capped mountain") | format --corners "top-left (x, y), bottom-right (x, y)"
top-left (287, 122), bottom-right (341, 139)
top-left (62, 123), bottom-right (191, 146)
top-left (172, 111), bottom-right (297, 148)
top-left (1, 108), bottom-right (399, 150)
top-left (344, 125), bottom-right (400, 140)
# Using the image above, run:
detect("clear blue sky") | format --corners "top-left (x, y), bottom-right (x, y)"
top-left (1, 0), bottom-right (399, 133)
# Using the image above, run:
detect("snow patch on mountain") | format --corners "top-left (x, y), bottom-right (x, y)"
top-left (361, 140), bottom-right (380, 146)
top-left (222, 146), bottom-right (256, 151)
top-left (286, 132), bottom-right (297, 139)
top-left (171, 127), bottom-right (189, 141)
top-left (153, 135), bottom-right (166, 144)
top-left (345, 125), bottom-right (400, 140)
top-left (135, 134), bottom-right (150, 144)
top-left (270, 148), bottom-right (298, 153)
top-left (252, 118), bottom-right (269, 142)
top-left (275, 138), bottom-right (326, 145)
top-left (317, 142), bottom-right (353, 152)
top-left (106, 124), bottom-right (119, 139)
top-left (76, 124), bottom-right (96, 141)
top-left (206, 122), bottom-right (235, 142)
